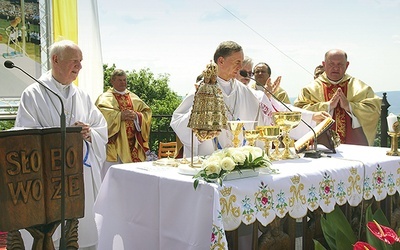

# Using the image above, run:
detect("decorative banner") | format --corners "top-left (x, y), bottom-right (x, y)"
top-left (0, 0), bottom-right (42, 99)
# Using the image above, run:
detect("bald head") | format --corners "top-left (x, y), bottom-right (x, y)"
top-left (322, 49), bottom-right (349, 82)
top-left (324, 49), bottom-right (347, 61)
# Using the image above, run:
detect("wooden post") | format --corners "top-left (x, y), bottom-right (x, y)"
top-left (380, 92), bottom-right (391, 147)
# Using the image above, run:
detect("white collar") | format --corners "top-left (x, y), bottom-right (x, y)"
top-left (327, 77), bottom-right (344, 85)
top-left (217, 77), bottom-right (233, 95)
top-left (51, 76), bottom-right (71, 98)
top-left (113, 88), bottom-right (127, 95)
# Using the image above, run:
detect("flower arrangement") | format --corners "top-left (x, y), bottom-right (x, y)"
top-left (193, 146), bottom-right (273, 189)
top-left (314, 204), bottom-right (400, 250)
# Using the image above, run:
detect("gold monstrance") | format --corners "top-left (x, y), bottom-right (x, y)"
top-left (187, 62), bottom-right (227, 162)
top-left (188, 61), bottom-right (227, 140)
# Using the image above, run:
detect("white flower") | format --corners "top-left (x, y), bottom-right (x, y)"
top-left (204, 161), bottom-right (221, 175)
top-left (230, 150), bottom-right (246, 164)
top-left (241, 146), bottom-right (263, 158)
top-left (251, 147), bottom-right (263, 158)
top-left (220, 157), bottom-right (236, 171)
top-left (207, 154), bottom-right (223, 163)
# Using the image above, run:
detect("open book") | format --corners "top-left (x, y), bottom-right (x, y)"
top-left (294, 117), bottom-right (336, 154)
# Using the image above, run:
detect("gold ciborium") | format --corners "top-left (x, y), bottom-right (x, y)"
top-left (272, 111), bottom-right (301, 159)
top-left (244, 130), bottom-right (259, 146)
top-left (256, 125), bottom-right (280, 160)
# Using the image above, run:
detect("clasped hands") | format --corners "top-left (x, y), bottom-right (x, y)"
top-left (329, 88), bottom-right (350, 112)
top-left (121, 110), bottom-right (137, 121)
top-left (74, 121), bottom-right (91, 142)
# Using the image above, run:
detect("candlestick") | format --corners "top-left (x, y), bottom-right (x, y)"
top-left (387, 120), bottom-right (399, 156)
top-left (387, 113), bottom-right (398, 132)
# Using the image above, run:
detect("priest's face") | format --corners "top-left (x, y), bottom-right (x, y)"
top-left (254, 64), bottom-right (270, 85)
top-left (217, 50), bottom-right (244, 81)
top-left (52, 45), bottom-right (83, 85)
top-left (111, 75), bottom-right (127, 92)
top-left (323, 53), bottom-right (349, 81)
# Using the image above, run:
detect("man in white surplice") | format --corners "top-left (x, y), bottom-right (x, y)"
top-left (171, 41), bottom-right (329, 157)
top-left (14, 40), bottom-right (107, 249)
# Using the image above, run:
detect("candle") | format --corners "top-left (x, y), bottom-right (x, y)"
top-left (387, 113), bottom-right (398, 132)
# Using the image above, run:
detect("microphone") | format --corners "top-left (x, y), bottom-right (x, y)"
top-left (4, 60), bottom-right (14, 69)
top-left (240, 70), bottom-right (322, 158)
top-left (4, 60), bottom-right (69, 248)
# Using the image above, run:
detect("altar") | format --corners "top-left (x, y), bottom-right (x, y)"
top-left (93, 144), bottom-right (400, 249)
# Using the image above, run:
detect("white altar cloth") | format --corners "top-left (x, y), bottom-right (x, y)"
top-left (94, 144), bottom-right (400, 249)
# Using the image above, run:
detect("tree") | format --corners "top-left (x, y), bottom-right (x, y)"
top-left (102, 64), bottom-right (182, 153)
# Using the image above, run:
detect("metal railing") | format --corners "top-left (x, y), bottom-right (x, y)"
top-left (149, 115), bottom-right (176, 152)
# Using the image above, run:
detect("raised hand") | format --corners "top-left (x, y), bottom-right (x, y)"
top-left (271, 76), bottom-right (282, 94)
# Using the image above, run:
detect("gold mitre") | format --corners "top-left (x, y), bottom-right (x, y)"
top-left (188, 61), bottom-right (227, 141)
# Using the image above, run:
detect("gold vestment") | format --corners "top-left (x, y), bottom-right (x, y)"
top-left (294, 73), bottom-right (381, 146)
top-left (96, 89), bottom-right (152, 162)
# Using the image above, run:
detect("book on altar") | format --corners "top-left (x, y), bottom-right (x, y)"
top-left (294, 117), bottom-right (336, 153)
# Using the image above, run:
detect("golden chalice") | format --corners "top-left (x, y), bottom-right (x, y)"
top-left (257, 125), bottom-right (281, 160)
top-left (228, 121), bottom-right (257, 148)
top-left (271, 135), bottom-right (282, 161)
top-left (227, 121), bottom-right (244, 147)
top-left (244, 130), bottom-right (259, 146)
top-left (272, 111), bottom-right (301, 159)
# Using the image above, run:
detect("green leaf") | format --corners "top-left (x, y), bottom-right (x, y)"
top-left (327, 207), bottom-right (357, 244)
top-left (320, 206), bottom-right (357, 250)
top-left (373, 207), bottom-right (390, 227)
top-left (313, 239), bottom-right (327, 250)
top-left (248, 153), bottom-right (253, 162)
top-left (194, 179), bottom-right (199, 190)
top-left (321, 215), bottom-right (337, 250)
top-left (336, 229), bottom-right (355, 250)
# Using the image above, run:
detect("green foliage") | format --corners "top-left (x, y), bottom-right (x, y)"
top-left (320, 206), bottom-right (357, 250)
top-left (313, 239), bottom-right (327, 250)
top-left (102, 64), bottom-right (182, 152)
top-left (0, 120), bottom-right (14, 130)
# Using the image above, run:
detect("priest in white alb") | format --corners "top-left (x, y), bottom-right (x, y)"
top-left (14, 40), bottom-right (107, 250)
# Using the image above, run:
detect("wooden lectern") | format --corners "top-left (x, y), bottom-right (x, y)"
top-left (0, 127), bottom-right (84, 249)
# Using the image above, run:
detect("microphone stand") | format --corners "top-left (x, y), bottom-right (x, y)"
top-left (5, 61), bottom-right (68, 249)
top-left (240, 70), bottom-right (322, 158)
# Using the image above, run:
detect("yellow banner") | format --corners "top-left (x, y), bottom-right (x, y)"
top-left (52, 0), bottom-right (78, 43)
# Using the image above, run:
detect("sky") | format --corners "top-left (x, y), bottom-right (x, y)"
top-left (97, 0), bottom-right (400, 99)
